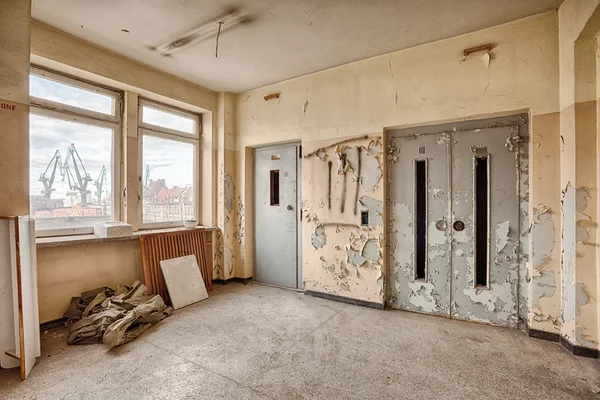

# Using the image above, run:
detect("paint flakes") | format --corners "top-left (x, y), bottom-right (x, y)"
top-left (311, 225), bottom-right (327, 249)
top-left (575, 282), bottom-right (590, 316)
top-left (462, 282), bottom-right (514, 313)
top-left (224, 174), bottom-right (234, 213)
top-left (532, 270), bottom-right (556, 299)
top-left (436, 133), bottom-right (450, 145)
top-left (346, 238), bottom-right (380, 267)
top-left (315, 148), bottom-right (327, 162)
top-left (359, 195), bottom-right (383, 227)
top-left (495, 221), bottom-right (510, 254)
top-left (575, 326), bottom-right (597, 347)
top-left (575, 187), bottom-right (590, 212)
top-left (531, 205), bottom-right (555, 268)
top-left (408, 281), bottom-right (438, 313)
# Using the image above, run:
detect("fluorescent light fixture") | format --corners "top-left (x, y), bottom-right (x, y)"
top-left (156, 11), bottom-right (245, 55)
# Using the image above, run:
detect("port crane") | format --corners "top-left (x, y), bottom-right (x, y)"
top-left (143, 164), bottom-right (150, 190)
top-left (62, 143), bottom-right (93, 206)
top-left (38, 150), bottom-right (63, 198)
top-left (94, 165), bottom-right (106, 203)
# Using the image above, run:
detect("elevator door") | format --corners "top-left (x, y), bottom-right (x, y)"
top-left (388, 116), bottom-right (524, 327)
top-left (254, 145), bottom-right (299, 288)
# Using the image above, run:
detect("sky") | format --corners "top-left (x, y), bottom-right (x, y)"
top-left (29, 74), bottom-right (195, 208)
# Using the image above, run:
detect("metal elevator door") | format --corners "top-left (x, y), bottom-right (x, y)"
top-left (388, 115), bottom-right (525, 328)
top-left (254, 144), bottom-right (299, 288)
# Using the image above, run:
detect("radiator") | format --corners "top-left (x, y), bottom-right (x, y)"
top-left (139, 228), bottom-right (213, 304)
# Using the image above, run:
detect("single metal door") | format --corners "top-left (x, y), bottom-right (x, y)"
top-left (388, 133), bottom-right (451, 316)
top-left (254, 144), bottom-right (299, 288)
top-left (450, 125), bottom-right (520, 327)
top-left (388, 116), bottom-right (525, 328)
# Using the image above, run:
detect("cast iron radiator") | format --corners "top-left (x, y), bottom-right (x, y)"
top-left (139, 228), bottom-right (213, 304)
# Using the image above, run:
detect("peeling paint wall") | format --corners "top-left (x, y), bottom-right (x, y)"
top-left (557, 0), bottom-right (600, 350)
top-left (529, 109), bottom-right (562, 333)
top-left (235, 13), bottom-right (561, 307)
top-left (215, 93), bottom-right (239, 280)
top-left (302, 136), bottom-right (385, 302)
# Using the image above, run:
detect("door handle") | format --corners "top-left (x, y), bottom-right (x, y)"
top-left (453, 220), bottom-right (465, 231)
top-left (435, 220), bottom-right (447, 231)
top-left (287, 205), bottom-right (293, 210)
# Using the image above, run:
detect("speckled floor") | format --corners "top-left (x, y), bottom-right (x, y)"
top-left (1, 282), bottom-right (599, 399)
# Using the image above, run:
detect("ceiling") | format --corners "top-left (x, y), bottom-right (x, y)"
top-left (32, 0), bottom-right (563, 93)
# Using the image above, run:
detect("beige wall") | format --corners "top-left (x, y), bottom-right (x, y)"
top-left (557, 0), bottom-right (600, 349)
top-left (24, 23), bottom-right (228, 321)
top-left (37, 241), bottom-right (142, 323)
top-left (0, 0), bottom-right (31, 216)
top-left (237, 12), bottom-right (559, 149)
top-left (234, 13), bottom-right (569, 322)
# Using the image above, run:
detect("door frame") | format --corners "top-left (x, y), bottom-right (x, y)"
top-left (252, 141), bottom-right (303, 289)
top-left (384, 113), bottom-right (530, 327)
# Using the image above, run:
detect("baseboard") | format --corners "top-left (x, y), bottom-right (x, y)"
top-left (528, 328), bottom-right (560, 342)
top-left (213, 277), bottom-right (253, 285)
top-left (304, 290), bottom-right (385, 310)
top-left (40, 318), bottom-right (68, 332)
top-left (559, 336), bottom-right (599, 359)
top-left (528, 327), bottom-right (598, 358)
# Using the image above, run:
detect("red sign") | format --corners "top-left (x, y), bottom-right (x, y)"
top-left (0, 102), bottom-right (16, 111)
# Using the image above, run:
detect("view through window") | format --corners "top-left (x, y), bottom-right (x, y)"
top-left (29, 69), bottom-right (119, 232)
top-left (140, 101), bottom-right (198, 226)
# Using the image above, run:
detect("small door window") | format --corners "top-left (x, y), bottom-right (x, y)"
top-left (474, 156), bottom-right (489, 287)
top-left (270, 170), bottom-right (280, 206)
top-left (415, 159), bottom-right (427, 280)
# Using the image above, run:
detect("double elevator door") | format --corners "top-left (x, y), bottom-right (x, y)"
top-left (388, 116), bottom-right (526, 327)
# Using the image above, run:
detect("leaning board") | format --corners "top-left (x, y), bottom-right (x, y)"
top-left (160, 255), bottom-right (208, 310)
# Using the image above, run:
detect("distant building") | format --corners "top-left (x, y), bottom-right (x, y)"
top-left (143, 179), bottom-right (194, 222)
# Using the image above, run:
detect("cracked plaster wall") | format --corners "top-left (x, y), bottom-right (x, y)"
top-left (215, 92), bottom-right (243, 280)
top-left (234, 13), bottom-right (561, 305)
top-left (556, 0), bottom-right (600, 349)
top-left (302, 136), bottom-right (384, 302)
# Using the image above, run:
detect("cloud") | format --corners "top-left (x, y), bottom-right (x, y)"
top-left (29, 75), bottom-right (198, 206)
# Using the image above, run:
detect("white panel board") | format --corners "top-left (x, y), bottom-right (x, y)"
top-left (160, 255), bottom-right (208, 309)
top-left (0, 219), bottom-right (19, 369)
top-left (18, 217), bottom-right (40, 378)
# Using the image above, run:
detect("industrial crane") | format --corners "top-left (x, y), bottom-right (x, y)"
top-left (94, 165), bottom-right (106, 203)
top-left (62, 143), bottom-right (93, 206)
top-left (143, 164), bottom-right (150, 190)
top-left (38, 150), bottom-right (63, 198)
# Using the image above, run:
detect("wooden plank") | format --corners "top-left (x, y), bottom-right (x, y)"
top-left (5, 349), bottom-right (19, 361)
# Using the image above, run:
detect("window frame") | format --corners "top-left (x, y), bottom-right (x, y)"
top-left (29, 65), bottom-right (123, 237)
top-left (138, 99), bottom-right (200, 230)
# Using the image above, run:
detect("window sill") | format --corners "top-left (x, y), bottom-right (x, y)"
top-left (36, 225), bottom-right (218, 248)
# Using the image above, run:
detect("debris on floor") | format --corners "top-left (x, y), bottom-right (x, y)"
top-left (64, 281), bottom-right (172, 347)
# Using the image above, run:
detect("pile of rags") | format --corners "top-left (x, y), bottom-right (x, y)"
top-left (63, 281), bottom-right (172, 347)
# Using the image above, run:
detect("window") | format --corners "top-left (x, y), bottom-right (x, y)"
top-left (29, 67), bottom-right (121, 236)
top-left (270, 170), bottom-right (280, 206)
top-left (139, 100), bottom-right (200, 228)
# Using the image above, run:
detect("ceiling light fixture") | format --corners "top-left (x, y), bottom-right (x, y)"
top-left (154, 10), bottom-right (246, 56)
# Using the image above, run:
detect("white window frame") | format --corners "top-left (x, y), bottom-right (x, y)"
top-left (29, 66), bottom-right (123, 237)
top-left (138, 99), bottom-right (200, 229)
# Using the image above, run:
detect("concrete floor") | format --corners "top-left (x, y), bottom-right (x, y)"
top-left (1, 282), bottom-right (599, 399)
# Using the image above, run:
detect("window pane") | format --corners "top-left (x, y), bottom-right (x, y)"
top-left (142, 105), bottom-right (195, 134)
top-left (30, 114), bottom-right (113, 230)
top-left (142, 135), bottom-right (195, 223)
top-left (30, 74), bottom-right (114, 115)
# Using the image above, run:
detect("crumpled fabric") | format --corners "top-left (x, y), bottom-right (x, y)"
top-left (103, 295), bottom-right (173, 347)
top-left (65, 281), bottom-right (172, 347)
top-left (63, 287), bottom-right (114, 320)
